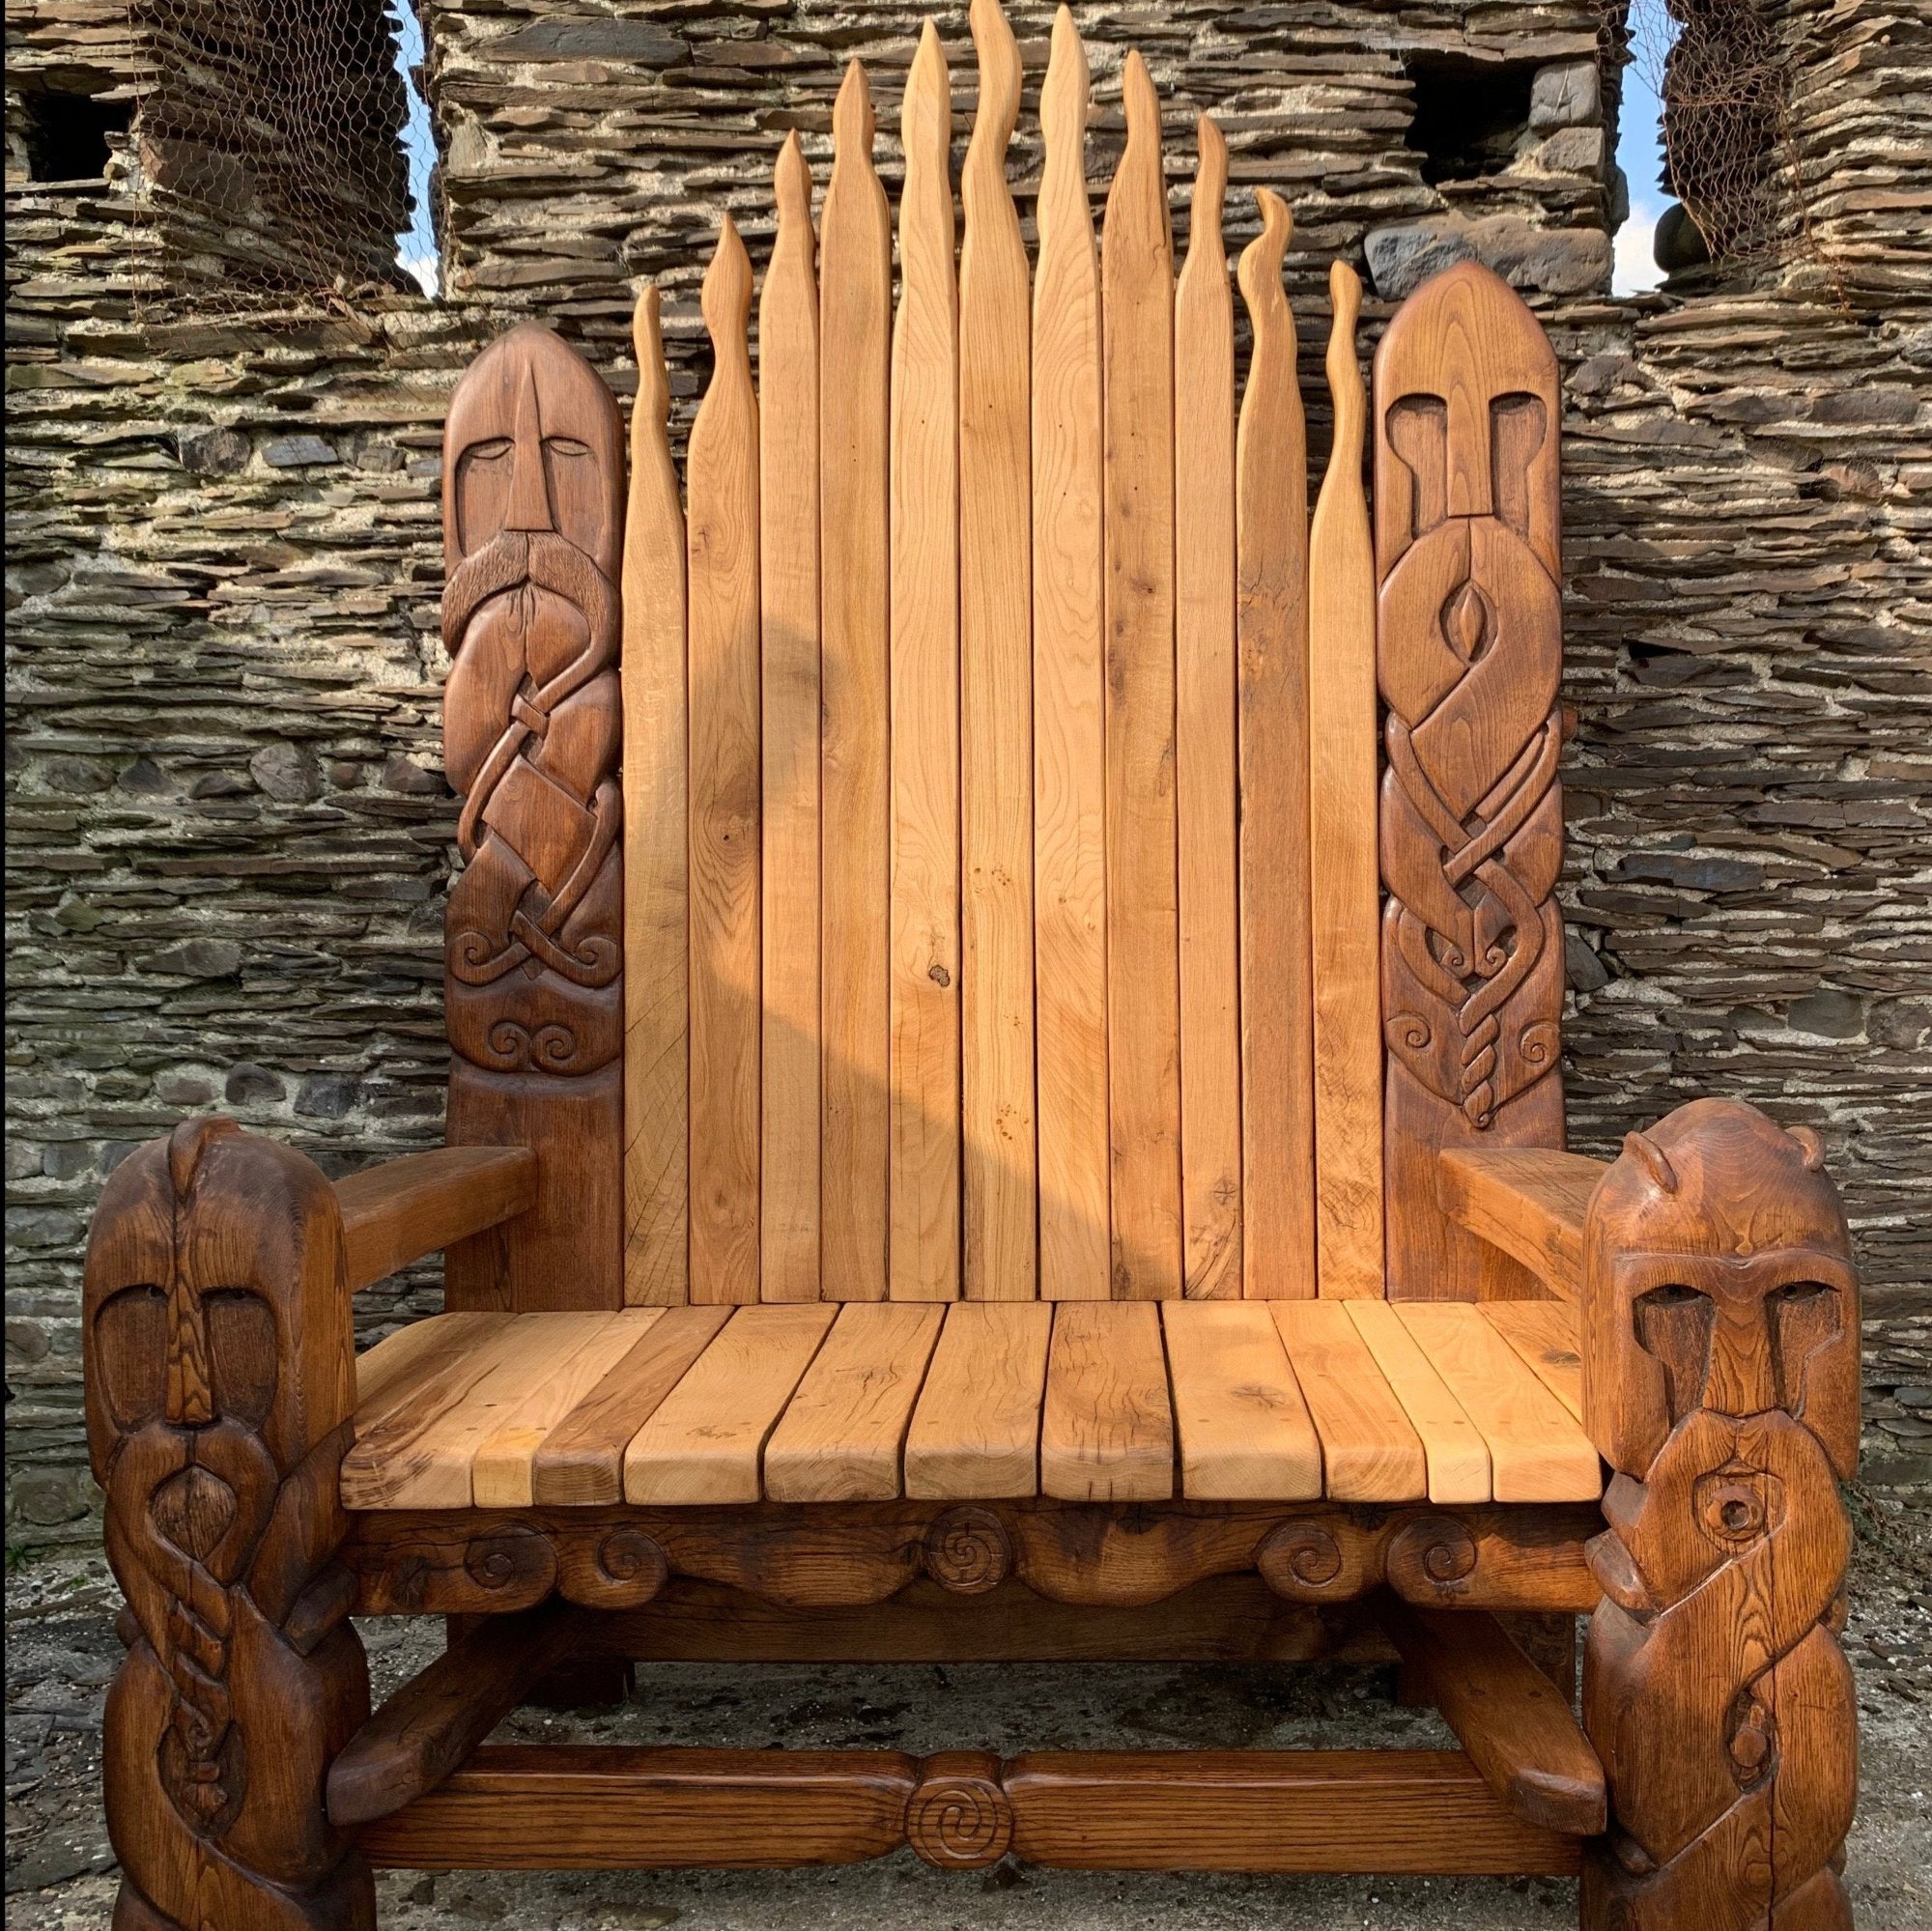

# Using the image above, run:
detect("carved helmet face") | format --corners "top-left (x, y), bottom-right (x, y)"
top-left (443, 322), bottom-right (622, 580)
top-left (1583, 1098), bottom-right (1861, 1478)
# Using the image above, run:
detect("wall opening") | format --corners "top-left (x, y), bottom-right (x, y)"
top-left (19, 91), bottom-right (131, 184)
top-left (1404, 55), bottom-right (1536, 186)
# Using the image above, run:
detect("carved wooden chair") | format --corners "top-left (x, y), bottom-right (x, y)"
top-left (82, 5), bottom-right (1861, 1926)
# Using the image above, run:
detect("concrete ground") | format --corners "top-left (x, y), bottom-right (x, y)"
top-left (8, 1493), bottom-right (1927, 1931)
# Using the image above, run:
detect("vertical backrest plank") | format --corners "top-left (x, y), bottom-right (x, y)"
top-left (623, 289), bottom-right (690, 1306)
top-left (1100, 51), bottom-right (1182, 1302)
top-left (888, 23), bottom-right (962, 1301)
top-left (819, 64), bottom-right (894, 1303)
top-left (1307, 261), bottom-right (1384, 1298)
top-left (1235, 190), bottom-right (1316, 1300)
top-left (959, 0), bottom-right (1037, 1302)
top-left (1030, 6), bottom-right (1110, 1303)
top-left (686, 221), bottom-right (762, 1305)
top-left (760, 135), bottom-right (823, 1303)
top-left (1374, 261), bottom-right (1566, 1298)
top-left (1173, 116), bottom-right (1241, 1300)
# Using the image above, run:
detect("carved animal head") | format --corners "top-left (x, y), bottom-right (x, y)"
top-left (1582, 1098), bottom-right (1860, 1479)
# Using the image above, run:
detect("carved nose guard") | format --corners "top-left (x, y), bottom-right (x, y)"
top-left (164, 1267), bottom-right (215, 1429)
top-left (503, 363), bottom-right (555, 534)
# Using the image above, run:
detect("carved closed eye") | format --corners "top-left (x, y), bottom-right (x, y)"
top-left (463, 437), bottom-right (513, 466)
top-left (544, 437), bottom-right (590, 459)
top-left (1634, 1283), bottom-right (1715, 1426)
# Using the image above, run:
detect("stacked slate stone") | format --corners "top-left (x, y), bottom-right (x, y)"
top-left (4, 0), bottom-right (1928, 1544)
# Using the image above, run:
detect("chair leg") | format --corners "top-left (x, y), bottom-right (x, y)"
top-left (1577, 1100), bottom-right (1861, 1929)
top-left (86, 1122), bottom-right (376, 1931)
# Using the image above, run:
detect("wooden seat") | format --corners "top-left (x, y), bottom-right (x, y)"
top-left (343, 1298), bottom-right (1600, 1512)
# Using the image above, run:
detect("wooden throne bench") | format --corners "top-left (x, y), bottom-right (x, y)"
top-left (82, 5), bottom-right (1861, 1925)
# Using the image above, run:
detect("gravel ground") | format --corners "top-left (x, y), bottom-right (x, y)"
top-left (8, 1493), bottom-right (1927, 1931)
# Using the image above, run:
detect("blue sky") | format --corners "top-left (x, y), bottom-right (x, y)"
top-left (385, 4), bottom-right (1672, 299)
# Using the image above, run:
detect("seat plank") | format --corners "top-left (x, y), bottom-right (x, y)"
top-left (344, 1315), bottom-right (535, 1507)
top-left (1236, 188), bottom-right (1315, 1300)
top-left (887, 23), bottom-right (961, 1302)
top-left (1163, 1301), bottom-right (1321, 1501)
top-left (1344, 1301), bottom-right (1491, 1503)
top-left (1041, 1300), bottom-right (1173, 1500)
top-left (530, 1305), bottom-right (730, 1506)
top-left (818, 63), bottom-right (893, 1304)
top-left (348, 1315), bottom-right (631, 1511)
top-left (624, 1303), bottom-right (837, 1504)
top-left (1174, 116), bottom-right (1241, 1302)
top-left (1395, 1303), bottom-right (1601, 1501)
top-left (764, 1301), bottom-right (946, 1501)
top-left (1485, 1301), bottom-right (1584, 1423)
top-left (1100, 52), bottom-right (1182, 1303)
top-left (959, 0), bottom-right (1037, 1304)
top-left (1307, 262), bottom-right (1383, 1299)
top-left (687, 219), bottom-right (762, 1306)
top-left (1272, 1300), bottom-right (1425, 1502)
top-left (354, 1311), bottom-right (503, 1419)
top-left (903, 1300), bottom-right (1052, 1498)
top-left (1436, 1148), bottom-right (1604, 1302)
top-left (622, 287), bottom-right (690, 1307)
top-left (1030, 9), bottom-right (1110, 1303)
top-left (759, 133), bottom-right (823, 1305)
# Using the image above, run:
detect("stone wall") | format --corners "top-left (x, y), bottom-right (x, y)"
top-left (6, 0), bottom-right (1928, 1542)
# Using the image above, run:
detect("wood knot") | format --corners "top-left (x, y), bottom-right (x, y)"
top-left (922, 1507), bottom-right (1011, 1594)
top-left (906, 1752), bottom-right (1011, 1868)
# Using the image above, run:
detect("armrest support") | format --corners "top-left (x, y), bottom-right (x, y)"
top-left (336, 1146), bottom-right (538, 1292)
top-left (1435, 1147), bottom-right (1607, 1302)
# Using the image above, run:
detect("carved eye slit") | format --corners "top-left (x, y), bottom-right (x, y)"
top-left (204, 1290), bottom-right (277, 1426)
top-left (1386, 393), bottom-right (1448, 538)
top-left (1768, 1279), bottom-right (1842, 1417)
top-left (1490, 391), bottom-right (1545, 535)
top-left (1634, 1283), bottom-right (1715, 1426)
top-left (94, 1285), bottom-right (168, 1431)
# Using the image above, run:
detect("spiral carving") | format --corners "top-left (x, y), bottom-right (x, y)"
top-left (1256, 1519), bottom-right (1356, 1600)
top-left (557, 1526), bottom-right (669, 1610)
top-left (1385, 1514), bottom-right (1479, 1602)
top-left (906, 1754), bottom-right (1013, 1869)
top-left (1580, 1100), bottom-right (1861, 1928)
top-left (922, 1507), bottom-right (1012, 1594)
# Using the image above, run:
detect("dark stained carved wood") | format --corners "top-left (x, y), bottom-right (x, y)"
top-left (327, 1604), bottom-right (582, 1828)
top-left (441, 322), bottom-right (627, 1312)
top-left (84, 1120), bottom-right (375, 1931)
top-left (338, 1499), bottom-right (1601, 1617)
top-left (1378, 1598), bottom-right (1605, 1835)
top-left (906, 1749), bottom-right (1012, 1868)
top-left (1580, 1099), bottom-right (1860, 1928)
top-left (335, 1147), bottom-right (537, 1292)
top-left (1374, 260), bottom-right (1566, 1301)
top-left (355, 1746), bottom-right (921, 1869)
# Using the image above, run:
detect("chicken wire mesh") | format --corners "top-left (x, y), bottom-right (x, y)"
top-left (125, 0), bottom-right (429, 310)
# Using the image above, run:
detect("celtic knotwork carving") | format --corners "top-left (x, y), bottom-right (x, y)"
top-left (84, 1120), bottom-right (373, 1930)
top-left (906, 1753), bottom-right (1013, 1869)
top-left (922, 1507), bottom-right (1012, 1594)
top-left (1580, 1100), bottom-right (1860, 1929)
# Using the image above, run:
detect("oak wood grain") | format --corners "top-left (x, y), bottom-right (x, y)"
top-left (337, 1147), bottom-right (538, 1293)
top-left (1041, 1300), bottom-right (1174, 1500)
top-left (1273, 1298), bottom-right (1426, 1502)
top-left (903, 1300), bottom-right (1053, 1499)
top-left (1344, 1299), bottom-right (1492, 1503)
top-left (1438, 1147), bottom-right (1605, 1303)
top-left (1163, 1299), bottom-right (1321, 1500)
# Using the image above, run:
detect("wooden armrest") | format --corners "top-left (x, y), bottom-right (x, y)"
top-left (335, 1146), bottom-right (538, 1292)
top-left (1436, 1148), bottom-right (1607, 1303)
top-left (1378, 1597), bottom-right (1605, 1836)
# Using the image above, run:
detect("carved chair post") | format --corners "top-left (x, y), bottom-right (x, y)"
top-left (84, 1119), bottom-right (375, 1931)
top-left (1579, 1099), bottom-right (1860, 1930)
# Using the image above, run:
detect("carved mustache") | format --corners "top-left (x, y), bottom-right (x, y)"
top-left (442, 528), bottom-right (618, 658)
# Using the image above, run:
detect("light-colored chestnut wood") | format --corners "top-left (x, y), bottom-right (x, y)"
top-left (686, 218), bottom-right (762, 1307)
top-left (354, 1310), bottom-right (501, 1417)
top-left (888, 21), bottom-right (962, 1304)
top-left (818, 61), bottom-right (893, 1305)
top-left (1345, 1300), bottom-right (1492, 1503)
top-left (1041, 1301), bottom-right (1173, 1500)
top-left (1272, 1299), bottom-right (1426, 1502)
top-left (1174, 114), bottom-right (1241, 1302)
top-left (1162, 1300), bottom-right (1321, 1500)
top-left (621, 286), bottom-right (689, 1307)
top-left (903, 1300), bottom-right (1053, 1498)
top-left (1486, 1298), bottom-right (1583, 1422)
top-left (623, 1303), bottom-right (836, 1504)
top-left (958, 0), bottom-right (1037, 1305)
top-left (758, 132), bottom-right (822, 1306)
top-left (337, 1148), bottom-right (538, 1293)
top-left (1438, 1146), bottom-right (1605, 1302)
top-left (1100, 51), bottom-right (1182, 1304)
top-left (1030, 5), bottom-right (1110, 1304)
top-left (764, 1302), bottom-right (945, 1501)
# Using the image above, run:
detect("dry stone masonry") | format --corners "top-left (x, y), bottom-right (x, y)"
top-left (6, 0), bottom-right (1928, 1541)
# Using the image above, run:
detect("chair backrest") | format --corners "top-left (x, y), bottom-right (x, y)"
top-left (437, 0), bottom-right (1566, 1316)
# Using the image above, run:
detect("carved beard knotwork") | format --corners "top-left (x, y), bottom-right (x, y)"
top-left (1379, 403), bottom-right (1565, 1128)
top-left (441, 329), bottom-right (626, 1084)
